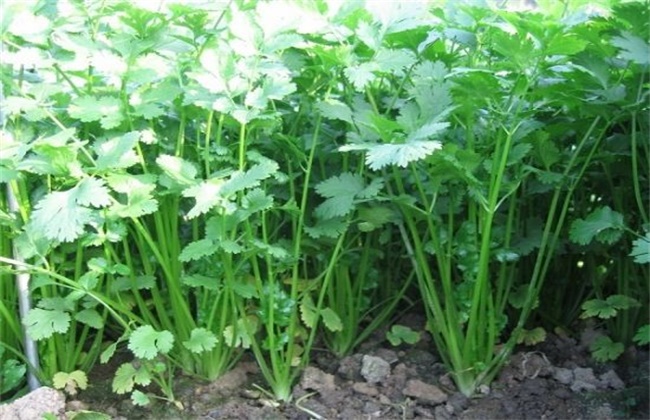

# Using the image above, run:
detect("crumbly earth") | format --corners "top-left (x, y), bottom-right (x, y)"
top-left (8, 322), bottom-right (648, 420)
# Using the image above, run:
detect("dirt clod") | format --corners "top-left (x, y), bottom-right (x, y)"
top-left (300, 366), bottom-right (337, 394)
top-left (402, 379), bottom-right (448, 406)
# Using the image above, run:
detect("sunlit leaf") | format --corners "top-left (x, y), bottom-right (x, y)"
top-left (183, 328), bottom-right (218, 353)
top-left (611, 32), bottom-right (650, 65)
top-left (24, 308), bottom-right (71, 340)
top-left (128, 326), bottom-right (174, 360)
top-left (630, 233), bottom-right (650, 264)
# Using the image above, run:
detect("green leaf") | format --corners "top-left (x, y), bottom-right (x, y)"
top-left (545, 34), bottom-right (587, 56)
top-left (315, 173), bottom-right (364, 219)
top-left (221, 160), bottom-right (280, 196)
top-left (516, 327), bottom-right (546, 346)
top-left (156, 155), bottom-right (198, 189)
top-left (299, 295), bottom-right (318, 328)
top-left (128, 326), bottom-right (174, 360)
top-left (321, 307), bottom-right (342, 332)
top-left (107, 174), bottom-right (159, 218)
top-left (182, 274), bottom-right (220, 290)
top-left (94, 132), bottom-right (140, 170)
top-left (590, 336), bottom-right (624, 362)
top-left (580, 295), bottom-right (638, 320)
top-left (68, 96), bottom-right (123, 129)
top-left (606, 295), bottom-right (640, 310)
top-left (316, 99), bottom-right (354, 124)
top-left (31, 189), bottom-right (90, 241)
top-left (611, 32), bottom-right (650, 65)
top-left (375, 49), bottom-right (417, 76)
top-left (242, 189), bottom-right (274, 214)
top-left (630, 233), bottom-right (650, 264)
top-left (183, 178), bottom-right (228, 219)
top-left (77, 178), bottom-right (112, 208)
top-left (24, 308), bottom-right (71, 340)
top-left (306, 217), bottom-right (349, 239)
top-left (223, 317), bottom-right (257, 349)
top-left (365, 139), bottom-right (443, 170)
top-left (344, 63), bottom-right (376, 91)
top-left (31, 178), bottom-right (111, 242)
top-left (179, 239), bottom-right (220, 262)
top-left (182, 328), bottom-right (218, 353)
top-left (569, 206), bottom-right (625, 245)
top-left (67, 410), bottom-right (111, 420)
top-left (357, 206), bottom-right (395, 231)
top-left (53, 370), bottom-right (88, 394)
top-left (131, 390), bottom-right (151, 406)
top-left (184, 161), bottom-right (278, 218)
top-left (38, 297), bottom-right (75, 312)
top-left (112, 363), bottom-right (137, 394)
top-left (1, 353), bottom-right (26, 394)
top-left (633, 325), bottom-right (650, 346)
top-left (580, 299), bottom-right (616, 319)
top-left (74, 309), bottom-right (104, 329)
top-left (100, 342), bottom-right (117, 364)
top-left (386, 325), bottom-right (421, 346)
top-left (110, 190), bottom-right (159, 218)
top-left (231, 280), bottom-right (257, 298)
top-left (356, 20), bottom-right (381, 50)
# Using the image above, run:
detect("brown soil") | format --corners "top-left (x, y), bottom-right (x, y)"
top-left (67, 319), bottom-right (649, 420)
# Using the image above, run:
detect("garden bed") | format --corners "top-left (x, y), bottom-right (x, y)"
top-left (11, 320), bottom-right (646, 420)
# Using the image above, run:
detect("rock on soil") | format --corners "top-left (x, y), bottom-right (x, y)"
top-left (402, 378), bottom-right (448, 405)
top-left (0, 387), bottom-right (66, 420)
top-left (360, 354), bottom-right (391, 384)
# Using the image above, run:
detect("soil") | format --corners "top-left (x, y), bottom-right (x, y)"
top-left (7, 316), bottom-right (649, 420)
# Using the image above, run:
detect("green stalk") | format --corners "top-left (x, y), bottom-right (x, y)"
top-left (463, 125), bottom-right (517, 364)
top-left (476, 117), bottom-right (607, 388)
top-left (630, 110), bottom-right (649, 225)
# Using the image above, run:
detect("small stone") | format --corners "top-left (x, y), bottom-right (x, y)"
top-left (362, 401), bottom-right (382, 415)
top-left (415, 405), bottom-right (436, 418)
top-left (521, 352), bottom-right (552, 378)
top-left (599, 369), bottom-right (625, 390)
top-left (552, 367), bottom-right (573, 385)
top-left (361, 355), bottom-right (391, 384)
top-left (404, 348), bottom-right (437, 367)
top-left (402, 379), bottom-right (448, 405)
top-left (444, 402), bottom-right (455, 414)
top-left (439, 374), bottom-right (455, 390)
top-left (65, 400), bottom-right (88, 412)
top-left (240, 389), bottom-right (261, 399)
top-left (373, 348), bottom-right (399, 364)
top-left (570, 367), bottom-right (599, 392)
top-left (477, 384), bottom-right (490, 395)
top-left (447, 392), bottom-right (470, 412)
top-left (300, 366), bottom-right (337, 393)
top-left (0, 387), bottom-right (66, 420)
top-left (378, 394), bottom-right (392, 405)
top-left (352, 382), bottom-right (379, 397)
top-left (434, 405), bottom-right (452, 420)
